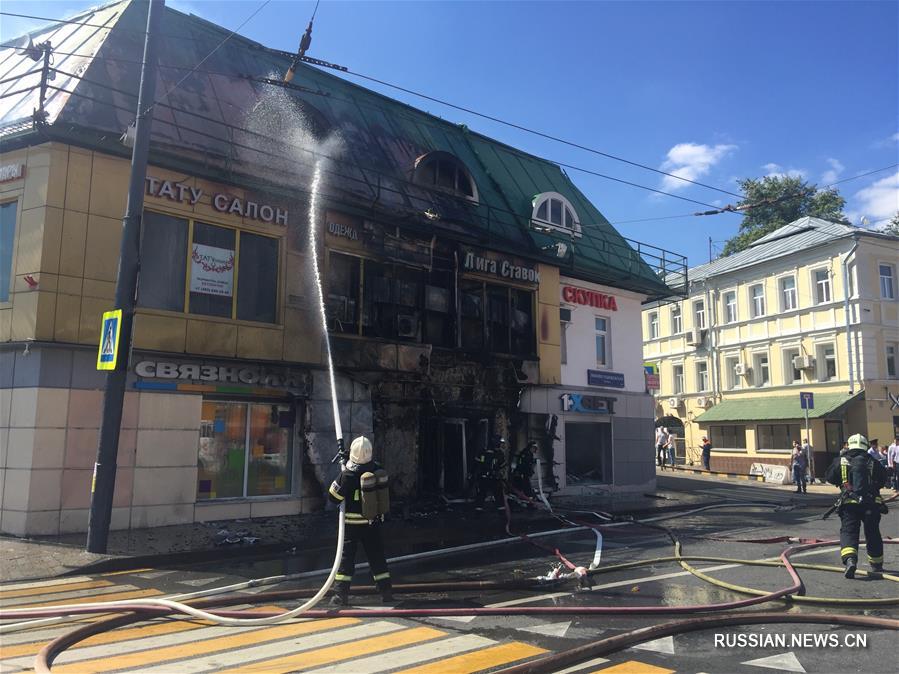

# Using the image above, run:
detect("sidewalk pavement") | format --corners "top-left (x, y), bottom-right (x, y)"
top-left (0, 479), bottom-right (815, 584)
top-left (659, 463), bottom-right (838, 494)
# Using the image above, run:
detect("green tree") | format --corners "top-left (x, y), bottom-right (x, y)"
top-left (722, 176), bottom-right (848, 255)
top-left (883, 212), bottom-right (899, 236)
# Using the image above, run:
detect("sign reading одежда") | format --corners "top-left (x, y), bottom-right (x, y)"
top-left (96, 309), bottom-right (122, 371)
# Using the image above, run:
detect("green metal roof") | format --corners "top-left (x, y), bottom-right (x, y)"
top-left (0, 0), bottom-right (681, 297)
top-left (695, 391), bottom-right (863, 423)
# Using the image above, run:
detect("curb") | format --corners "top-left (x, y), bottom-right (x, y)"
top-left (65, 498), bottom-right (737, 577)
top-left (666, 465), bottom-right (766, 482)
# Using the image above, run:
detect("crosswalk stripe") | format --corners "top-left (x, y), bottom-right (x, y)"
top-left (0, 615), bottom-right (206, 660)
top-left (0, 580), bottom-right (115, 601)
top-left (551, 656), bottom-right (611, 674)
top-left (215, 626), bottom-right (448, 674)
top-left (0, 584), bottom-right (150, 608)
top-left (47, 617), bottom-right (358, 673)
top-left (135, 621), bottom-right (406, 674)
top-left (591, 661), bottom-right (674, 674)
top-left (0, 577), bottom-right (92, 593)
top-left (8, 588), bottom-right (164, 610)
top-left (0, 617), bottom-right (103, 646)
top-left (101, 568), bottom-right (154, 576)
top-left (393, 642), bottom-right (548, 674)
top-left (303, 634), bottom-right (497, 674)
top-left (0, 604), bottom-right (268, 659)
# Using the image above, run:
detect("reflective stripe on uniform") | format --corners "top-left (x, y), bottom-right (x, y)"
top-left (345, 518), bottom-right (370, 524)
top-left (372, 572), bottom-right (390, 581)
top-left (841, 546), bottom-right (857, 557)
top-left (335, 574), bottom-right (352, 582)
top-left (345, 512), bottom-right (366, 519)
top-left (329, 483), bottom-right (344, 501)
top-left (354, 489), bottom-right (361, 501)
top-left (868, 554), bottom-right (884, 563)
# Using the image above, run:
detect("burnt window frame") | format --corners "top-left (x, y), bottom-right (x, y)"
top-left (413, 152), bottom-right (479, 202)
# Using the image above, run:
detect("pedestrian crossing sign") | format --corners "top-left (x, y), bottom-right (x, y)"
top-left (96, 309), bottom-right (122, 371)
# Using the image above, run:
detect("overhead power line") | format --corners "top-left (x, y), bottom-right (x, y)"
top-left (141, 0), bottom-right (271, 117)
top-left (610, 163), bottom-right (899, 225)
top-left (1, 8), bottom-right (738, 199)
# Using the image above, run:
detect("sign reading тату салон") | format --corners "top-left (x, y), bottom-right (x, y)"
top-left (145, 175), bottom-right (288, 225)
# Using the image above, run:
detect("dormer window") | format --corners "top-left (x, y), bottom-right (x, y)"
top-left (532, 192), bottom-right (581, 236)
top-left (414, 152), bottom-right (478, 201)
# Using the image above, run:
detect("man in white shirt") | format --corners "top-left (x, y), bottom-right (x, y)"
top-left (655, 426), bottom-right (669, 468)
top-left (887, 436), bottom-right (899, 492)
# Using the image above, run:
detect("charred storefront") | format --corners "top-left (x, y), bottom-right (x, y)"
top-left (322, 211), bottom-right (542, 503)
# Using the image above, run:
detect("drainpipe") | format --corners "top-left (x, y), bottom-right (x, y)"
top-left (705, 283), bottom-right (720, 401)
top-left (841, 237), bottom-right (859, 395)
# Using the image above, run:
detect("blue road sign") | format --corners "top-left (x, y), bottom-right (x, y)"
top-left (799, 391), bottom-right (814, 410)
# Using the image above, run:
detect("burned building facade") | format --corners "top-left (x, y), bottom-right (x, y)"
top-left (0, 0), bottom-right (683, 534)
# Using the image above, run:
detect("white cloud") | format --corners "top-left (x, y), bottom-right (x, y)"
top-left (850, 171), bottom-right (899, 226)
top-left (820, 158), bottom-right (844, 185)
top-left (872, 132), bottom-right (899, 148)
top-left (761, 162), bottom-right (807, 180)
top-left (659, 143), bottom-right (737, 192)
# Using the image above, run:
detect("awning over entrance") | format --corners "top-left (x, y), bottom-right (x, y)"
top-left (695, 390), bottom-right (864, 423)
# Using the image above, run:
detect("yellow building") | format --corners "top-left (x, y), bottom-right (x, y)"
top-left (643, 218), bottom-right (899, 477)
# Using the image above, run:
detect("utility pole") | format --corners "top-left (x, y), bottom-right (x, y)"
top-left (87, 0), bottom-right (164, 553)
top-left (708, 236), bottom-right (712, 263)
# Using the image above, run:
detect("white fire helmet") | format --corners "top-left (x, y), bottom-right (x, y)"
top-left (350, 435), bottom-right (373, 464)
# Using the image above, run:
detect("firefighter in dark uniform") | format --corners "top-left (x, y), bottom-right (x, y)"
top-left (328, 436), bottom-right (393, 605)
top-left (824, 433), bottom-right (889, 578)
top-left (473, 435), bottom-right (507, 511)
top-left (510, 440), bottom-right (539, 503)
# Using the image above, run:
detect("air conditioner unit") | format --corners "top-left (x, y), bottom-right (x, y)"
top-left (792, 355), bottom-right (815, 370)
top-left (396, 314), bottom-right (420, 338)
top-left (667, 397), bottom-right (681, 409)
top-left (734, 362), bottom-right (749, 376)
top-left (696, 396), bottom-right (712, 408)
top-left (686, 328), bottom-right (703, 346)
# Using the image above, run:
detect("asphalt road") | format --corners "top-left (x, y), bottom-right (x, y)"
top-left (2, 474), bottom-right (896, 674)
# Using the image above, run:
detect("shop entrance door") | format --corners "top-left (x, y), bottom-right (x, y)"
top-left (565, 422), bottom-right (613, 484)
top-left (422, 418), bottom-right (469, 498)
top-left (823, 420), bottom-right (844, 479)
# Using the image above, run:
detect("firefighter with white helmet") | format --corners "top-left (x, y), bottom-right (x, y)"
top-left (824, 433), bottom-right (889, 578)
top-left (328, 435), bottom-right (392, 605)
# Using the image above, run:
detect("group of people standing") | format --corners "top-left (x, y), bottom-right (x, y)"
top-left (654, 426), bottom-right (678, 468)
top-left (655, 426), bottom-right (712, 471)
top-left (866, 436), bottom-right (899, 492)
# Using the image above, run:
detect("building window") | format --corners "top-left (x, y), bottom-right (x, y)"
top-left (532, 191), bottom-right (581, 235)
top-left (814, 268), bottom-right (831, 304)
top-left (137, 211), bottom-right (279, 323)
top-left (750, 284), bottom-right (765, 318)
top-left (881, 263), bottom-right (896, 299)
top-left (709, 425), bottom-right (747, 450)
top-left (783, 348), bottom-right (802, 384)
top-left (459, 278), bottom-right (534, 356)
top-left (753, 352), bottom-right (770, 387)
top-left (673, 365), bottom-right (684, 394)
top-left (694, 300), bottom-right (706, 329)
top-left (0, 200), bottom-right (18, 303)
top-left (327, 252), bottom-right (361, 334)
top-left (648, 311), bottom-right (659, 339)
top-left (817, 344), bottom-right (837, 381)
top-left (414, 152), bottom-right (477, 200)
top-left (779, 276), bottom-right (797, 311)
top-left (757, 423), bottom-right (801, 451)
top-left (725, 356), bottom-right (741, 390)
top-left (671, 304), bottom-right (682, 334)
top-left (595, 317), bottom-right (610, 366)
top-left (197, 400), bottom-right (292, 500)
top-left (696, 361), bottom-right (709, 391)
top-left (887, 343), bottom-right (897, 378)
top-left (330, 252), bottom-right (457, 348)
top-left (723, 291), bottom-right (737, 324)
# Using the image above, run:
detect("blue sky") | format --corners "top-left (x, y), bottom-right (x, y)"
top-left (2, 0), bottom-right (897, 268)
